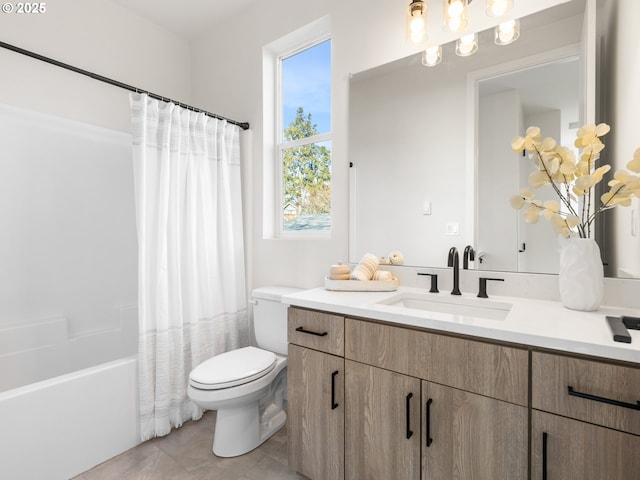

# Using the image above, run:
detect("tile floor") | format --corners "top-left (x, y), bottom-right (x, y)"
top-left (73, 411), bottom-right (308, 480)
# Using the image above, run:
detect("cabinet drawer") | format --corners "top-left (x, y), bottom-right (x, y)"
top-left (532, 352), bottom-right (640, 435)
top-left (288, 307), bottom-right (344, 356)
top-left (345, 318), bottom-right (528, 406)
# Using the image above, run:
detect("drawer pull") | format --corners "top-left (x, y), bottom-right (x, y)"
top-left (567, 385), bottom-right (640, 410)
top-left (295, 326), bottom-right (328, 337)
top-left (331, 370), bottom-right (339, 410)
top-left (425, 398), bottom-right (433, 447)
top-left (542, 432), bottom-right (548, 480)
top-left (406, 393), bottom-right (414, 439)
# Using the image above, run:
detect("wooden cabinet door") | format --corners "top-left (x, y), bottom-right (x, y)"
top-left (288, 344), bottom-right (344, 480)
top-left (422, 381), bottom-right (528, 480)
top-left (345, 360), bottom-right (421, 480)
top-left (532, 410), bottom-right (640, 480)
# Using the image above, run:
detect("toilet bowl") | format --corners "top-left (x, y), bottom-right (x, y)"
top-left (187, 286), bottom-right (301, 458)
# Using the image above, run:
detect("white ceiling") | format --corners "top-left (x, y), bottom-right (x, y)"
top-left (111, 0), bottom-right (258, 39)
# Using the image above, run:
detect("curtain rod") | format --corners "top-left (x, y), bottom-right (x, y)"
top-left (0, 40), bottom-right (250, 130)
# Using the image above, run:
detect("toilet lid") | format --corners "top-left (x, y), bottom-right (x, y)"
top-left (189, 346), bottom-right (277, 390)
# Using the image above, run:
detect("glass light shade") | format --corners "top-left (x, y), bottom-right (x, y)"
top-left (486, 0), bottom-right (514, 18)
top-left (407, 0), bottom-right (428, 44)
top-left (494, 18), bottom-right (520, 45)
top-left (421, 46), bottom-right (442, 66)
top-left (455, 33), bottom-right (478, 56)
top-left (444, 0), bottom-right (469, 33)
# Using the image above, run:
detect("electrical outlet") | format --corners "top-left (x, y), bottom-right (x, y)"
top-left (445, 222), bottom-right (459, 235)
top-left (423, 201), bottom-right (432, 215)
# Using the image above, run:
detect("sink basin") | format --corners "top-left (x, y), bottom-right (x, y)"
top-left (376, 292), bottom-right (512, 321)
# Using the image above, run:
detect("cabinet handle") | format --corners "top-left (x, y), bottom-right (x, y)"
top-left (567, 385), bottom-right (640, 410)
top-left (542, 432), bottom-right (548, 480)
top-left (405, 393), bottom-right (414, 439)
top-left (295, 326), bottom-right (328, 337)
top-left (331, 370), bottom-right (339, 410)
top-left (425, 398), bottom-right (433, 447)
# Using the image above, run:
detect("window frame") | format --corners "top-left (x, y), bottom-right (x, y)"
top-left (274, 35), bottom-right (332, 239)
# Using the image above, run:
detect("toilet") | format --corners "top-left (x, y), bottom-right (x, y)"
top-left (187, 286), bottom-right (301, 458)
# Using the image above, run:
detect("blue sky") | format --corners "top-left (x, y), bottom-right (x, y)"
top-left (282, 39), bottom-right (331, 135)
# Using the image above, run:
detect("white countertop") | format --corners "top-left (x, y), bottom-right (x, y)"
top-left (282, 286), bottom-right (640, 364)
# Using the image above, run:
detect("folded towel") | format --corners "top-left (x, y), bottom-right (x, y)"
top-left (372, 270), bottom-right (393, 281)
top-left (351, 253), bottom-right (379, 281)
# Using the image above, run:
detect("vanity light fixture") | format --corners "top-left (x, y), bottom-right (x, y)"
top-left (494, 18), bottom-right (520, 45)
top-left (486, 0), bottom-right (514, 18)
top-left (455, 32), bottom-right (478, 56)
top-left (421, 45), bottom-right (442, 66)
top-left (407, 0), bottom-right (428, 44)
top-left (444, 0), bottom-right (471, 33)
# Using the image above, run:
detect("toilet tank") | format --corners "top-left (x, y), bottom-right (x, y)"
top-left (252, 286), bottom-right (302, 355)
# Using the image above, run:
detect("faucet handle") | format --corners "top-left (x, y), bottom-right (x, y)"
top-left (417, 272), bottom-right (439, 293)
top-left (477, 277), bottom-right (504, 298)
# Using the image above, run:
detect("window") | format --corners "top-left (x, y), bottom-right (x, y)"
top-left (277, 38), bottom-right (331, 234)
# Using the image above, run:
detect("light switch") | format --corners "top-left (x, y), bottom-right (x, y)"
top-left (423, 201), bottom-right (432, 215)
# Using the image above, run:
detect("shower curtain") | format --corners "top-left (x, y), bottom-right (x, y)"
top-left (130, 93), bottom-right (249, 440)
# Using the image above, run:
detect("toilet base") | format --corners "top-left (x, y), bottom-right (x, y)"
top-left (212, 404), bottom-right (286, 457)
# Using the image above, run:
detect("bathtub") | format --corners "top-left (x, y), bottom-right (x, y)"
top-left (0, 309), bottom-right (140, 480)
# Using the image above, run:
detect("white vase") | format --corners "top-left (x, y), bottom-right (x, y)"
top-left (558, 237), bottom-right (604, 311)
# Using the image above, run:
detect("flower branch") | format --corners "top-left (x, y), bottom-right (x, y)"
top-left (510, 124), bottom-right (640, 238)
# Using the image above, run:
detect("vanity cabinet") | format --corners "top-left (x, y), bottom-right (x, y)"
top-left (287, 308), bottom-right (345, 480)
top-left (345, 360), bottom-right (421, 480)
top-left (344, 318), bottom-right (528, 480)
top-left (531, 351), bottom-right (640, 479)
top-left (423, 381), bottom-right (528, 479)
top-left (531, 410), bottom-right (640, 479)
top-left (287, 306), bottom-right (640, 480)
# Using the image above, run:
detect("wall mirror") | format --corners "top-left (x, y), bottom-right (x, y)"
top-left (349, 0), bottom-right (633, 278)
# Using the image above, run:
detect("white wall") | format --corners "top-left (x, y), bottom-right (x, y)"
top-left (349, 59), bottom-right (471, 268)
top-left (0, 1), bottom-right (191, 338)
top-left (190, 0), bottom-right (570, 290)
top-left (0, 0), bottom-right (191, 132)
top-left (605, 0), bottom-right (640, 278)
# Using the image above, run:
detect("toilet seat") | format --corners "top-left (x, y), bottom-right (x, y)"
top-left (189, 346), bottom-right (277, 390)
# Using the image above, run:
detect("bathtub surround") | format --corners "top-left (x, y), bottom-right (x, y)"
top-left (130, 93), bottom-right (249, 440)
top-left (0, 358), bottom-right (138, 480)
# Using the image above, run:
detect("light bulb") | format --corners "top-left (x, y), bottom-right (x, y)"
top-left (422, 46), bottom-right (442, 66)
top-left (407, 1), bottom-right (427, 45)
top-left (448, 0), bottom-right (464, 17)
top-left (448, 15), bottom-right (462, 32)
top-left (487, 0), bottom-right (513, 18)
top-left (498, 28), bottom-right (514, 43)
top-left (456, 33), bottom-right (478, 56)
top-left (495, 19), bottom-right (520, 45)
top-left (490, 0), bottom-right (508, 16)
top-left (410, 16), bottom-right (425, 33)
top-left (444, 0), bottom-right (467, 33)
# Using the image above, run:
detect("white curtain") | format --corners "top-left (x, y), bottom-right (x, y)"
top-left (130, 93), bottom-right (249, 441)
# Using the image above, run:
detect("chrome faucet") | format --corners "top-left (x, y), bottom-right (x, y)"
top-left (463, 245), bottom-right (475, 270)
top-left (447, 247), bottom-right (461, 296)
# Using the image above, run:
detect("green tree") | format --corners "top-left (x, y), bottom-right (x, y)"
top-left (283, 107), bottom-right (331, 215)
